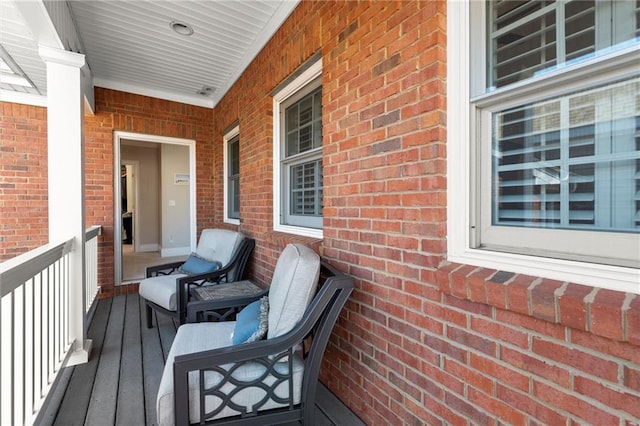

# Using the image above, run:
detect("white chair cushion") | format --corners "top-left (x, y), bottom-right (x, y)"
top-left (139, 273), bottom-right (188, 311)
top-left (195, 229), bottom-right (244, 265)
top-left (267, 244), bottom-right (320, 339)
top-left (156, 322), bottom-right (304, 426)
top-left (140, 229), bottom-right (245, 312)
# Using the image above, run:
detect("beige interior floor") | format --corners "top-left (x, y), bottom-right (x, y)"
top-left (122, 244), bottom-right (187, 282)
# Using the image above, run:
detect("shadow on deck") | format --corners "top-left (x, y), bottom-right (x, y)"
top-left (38, 294), bottom-right (364, 426)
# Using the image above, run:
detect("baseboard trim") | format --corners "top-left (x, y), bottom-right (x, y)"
top-left (138, 243), bottom-right (159, 252)
top-left (161, 246), bottom-right (190, 257)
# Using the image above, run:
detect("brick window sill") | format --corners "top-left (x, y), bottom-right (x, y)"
top-left (436, 262), bottom-right (640, 345)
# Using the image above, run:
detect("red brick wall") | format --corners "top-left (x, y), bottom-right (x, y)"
top-left (0, 102), bottom-right (48, 261)
top-left (85, 88), bottom-right (214, 295)
top-left (84, 104), bottom-right (115, 291)
top-left (212, 1), bottom-right (640, 424)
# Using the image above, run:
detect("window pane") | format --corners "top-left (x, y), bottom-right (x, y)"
top-left (229, 136), bottom-right (239, 175)
top-left (637, 0), bottom-right (640, 38)
top-left (228, 176), bottom-right (240, 219)
top-left (227, 135), bottom-right (240, 219)
top-left (285, 87), bottom-right (322, 157)
top-left (488, 0), bottom-right (637, 89)
top-left (564, 0), bottom-right (595, 62)
top-left (492, 76), bottom-right (640, 232)
top-left (290, 159), bottom-right (322, 216)
top-left (493, 7), bottom-right (558, 87)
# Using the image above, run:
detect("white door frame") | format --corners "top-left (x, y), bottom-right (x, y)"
top-left (113, 131), bottom-right (197, 286)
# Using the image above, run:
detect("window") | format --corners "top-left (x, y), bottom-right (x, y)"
top-left (273, 58), bottom-right (323, 238)
top-left (224, 125), bottom-right (240, 224)
top-left (447, 1), bottom-right (640, 292)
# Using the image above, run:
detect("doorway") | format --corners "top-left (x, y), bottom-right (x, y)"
top-left (113, 131), bottom-right (197, 285)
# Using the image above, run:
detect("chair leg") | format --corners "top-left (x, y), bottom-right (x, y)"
top-left (146, 303), bottom-right (153, 328)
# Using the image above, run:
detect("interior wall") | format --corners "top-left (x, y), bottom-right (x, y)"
top-left (160, 143), bottom-right (190, 256)
top-left (124, 165), bottom-right (134, 212)
top-left (121, 143), bottom-right (160, 251)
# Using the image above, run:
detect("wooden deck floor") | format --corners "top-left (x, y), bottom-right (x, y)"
top-left (39, 294), bottom-right (363, 426)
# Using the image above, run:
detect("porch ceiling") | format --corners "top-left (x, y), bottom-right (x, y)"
top-left (0, 0), bottom-right (299, 108)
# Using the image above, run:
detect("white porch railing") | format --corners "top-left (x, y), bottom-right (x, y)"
top-left (0, 226), bottom-right (101, 425)
top-left (84, 225), bottom-right (101, 315)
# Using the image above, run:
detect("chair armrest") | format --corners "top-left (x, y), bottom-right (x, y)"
top-left (146, 261), bottom-right (185, 278)
top-left (186, 289), bottom-right (268, 322)
top-left (175, 257), bottom-right (239, 286)
top-left (173, 328), bottom-right (303, 424)
top-left (174, 333), bottom-right (299, 378)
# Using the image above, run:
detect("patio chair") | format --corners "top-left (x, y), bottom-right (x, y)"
top-left (156, 243), bottom-right (354, 426)
top-left (139, 229), bottom-right (255, 327)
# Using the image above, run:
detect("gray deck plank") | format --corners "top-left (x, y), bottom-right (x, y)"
top-left (52, 297), bottom-right (112, 426)
top-left (139, 295), bottom-right (166, 426)
top-left (316, 382), bottom-right (366, 426)
top-left (115, 294), bottom-right (146, 426)
top-left (84, 295), bottom-right (126, 426)
top-left (52, 294), bottom-right (364, 426)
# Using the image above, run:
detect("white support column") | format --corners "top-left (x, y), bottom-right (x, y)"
top-left (39, 45), bottom-right (92, 365)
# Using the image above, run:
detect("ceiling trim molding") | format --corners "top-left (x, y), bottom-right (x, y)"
top-left (93, 77), bottom-right (214, 109)
top-left (0, 89), bottom-right (47, 107)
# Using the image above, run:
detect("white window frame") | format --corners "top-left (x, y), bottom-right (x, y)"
top-left (223, 125), bottom-right (240, 225)
top-left (446, 0), bottom-right (640, 294)
top-left (272, 58), bottom-right (323, 239)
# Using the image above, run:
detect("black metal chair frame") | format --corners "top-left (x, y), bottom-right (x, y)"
top-left (143, 238), bottom-right (255, 327)
top-left (172, 263), bottom-right (354, 425)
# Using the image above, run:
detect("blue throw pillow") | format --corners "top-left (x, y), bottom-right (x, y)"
top-left (179, 253), bottom-right (221, 275)
top-left (232, 297), bottom-right (269, 345)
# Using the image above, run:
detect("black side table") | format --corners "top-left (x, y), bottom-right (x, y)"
top-left (188, 280), bottom-right (267, 322)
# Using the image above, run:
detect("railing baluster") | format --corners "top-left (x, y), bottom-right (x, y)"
top-left (85, 225), bottom-right (101, 315)
top-left (39, 270), bottom-right (45, 403)
top-left (23, 278), bottom-right (33, 425)
top-left (56, 259), bottom-right (60, 369)
top-left (34, 273), bottom-right (41, 412)
top-left (31, 275), bottom-right (37, 419)
top-left (22, 280), bottom-right (27, 425)
top-left (46, 263), bottom-right (51, 386)
top-left (2, 294), bottom-right (11, 425)
top-left (11, 291), bottom-right (15, 426)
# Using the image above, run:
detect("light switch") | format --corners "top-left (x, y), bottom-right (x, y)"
top-left (169, 200), bottom-right (176, 206)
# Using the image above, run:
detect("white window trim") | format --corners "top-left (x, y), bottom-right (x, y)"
top-left (446, 0), bottom-right (640, 294)
top-left (272, 58), bottom-right (323, 239)
top-left (223, 125), bottom-right (240, 225)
